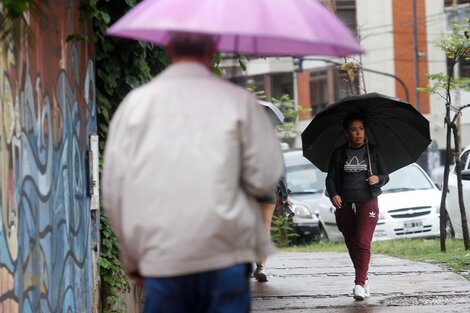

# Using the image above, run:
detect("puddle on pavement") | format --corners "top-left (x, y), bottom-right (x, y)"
top-left (381, 294), bottom-right (470, 306)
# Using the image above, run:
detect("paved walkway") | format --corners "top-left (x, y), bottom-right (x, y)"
top-left (251, 252), bottom-right (470, 312)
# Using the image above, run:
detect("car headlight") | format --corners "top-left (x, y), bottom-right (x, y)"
top-left (293, 204), bottom-right (312, 218)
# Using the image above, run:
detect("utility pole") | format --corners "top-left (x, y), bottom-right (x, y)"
top-left (412, 0), bottom-right (421, 111)
top-left (292, 57), bottom-right (303, 103)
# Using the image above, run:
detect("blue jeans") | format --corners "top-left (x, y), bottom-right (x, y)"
top-left (142, 264), bottom-right (251, 313)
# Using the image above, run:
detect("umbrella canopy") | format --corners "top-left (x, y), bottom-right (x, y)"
top-left (106, 0), bottom-right (362, 57)
top-left (301, 93), bottom-right (431, 173)
top-left (259, 100), bottom-right (284, 126)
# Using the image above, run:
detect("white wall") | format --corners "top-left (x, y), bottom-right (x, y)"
top-left (356, 0), bottom-right (396, 96)
top-left (245, 57), bottom-right (293, 76)
top-left (460, 91), bottom-right (470, 149)
top-left (452, 91), bottom-right (470, 149)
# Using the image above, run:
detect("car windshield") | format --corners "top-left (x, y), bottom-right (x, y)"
top-left (382, 165), bottom-right (434, 193)
top-left (286, 164), bottom-right (327, 194)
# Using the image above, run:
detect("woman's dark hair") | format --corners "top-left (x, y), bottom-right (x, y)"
top-left (342, 112), bottom-right (366, 130)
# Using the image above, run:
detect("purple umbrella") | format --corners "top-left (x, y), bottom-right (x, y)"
top-left (106, 0), bottom-right (363, 57)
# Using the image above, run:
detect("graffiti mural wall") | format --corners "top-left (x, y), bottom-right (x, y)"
top-left (0, 2), bottom-right (97, 312)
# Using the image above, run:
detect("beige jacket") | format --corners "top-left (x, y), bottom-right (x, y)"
top-left (102, 62), bottom-right (283, 277)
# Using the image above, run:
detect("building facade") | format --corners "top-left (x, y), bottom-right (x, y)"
top-left (224, 0), bottom-right (470, 155)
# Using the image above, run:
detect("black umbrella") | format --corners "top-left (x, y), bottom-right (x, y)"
top-left (301, 92), bottom-right (431, 173)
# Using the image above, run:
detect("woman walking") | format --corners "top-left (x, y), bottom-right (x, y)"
top-left (325, 112), bottom-right (389, 300)
top-left (253, 171), bottom-right (289, 282)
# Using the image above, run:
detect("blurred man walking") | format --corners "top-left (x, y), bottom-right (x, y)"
top-left (102, 32), bottom-right (283, 313)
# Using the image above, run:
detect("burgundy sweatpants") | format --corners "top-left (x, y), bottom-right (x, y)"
top-left (335, 197), bottom-right (379, 286)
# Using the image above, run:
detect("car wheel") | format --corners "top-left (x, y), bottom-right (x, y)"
top-left (446, 215), bottom-right (455, 239)
top-left (302, 234), bottom-right (314, 244)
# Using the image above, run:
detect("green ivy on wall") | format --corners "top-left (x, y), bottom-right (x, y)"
top-left (78, 1), bottom-right (170, 312)
top-left (0, 0), bottom-right (34, 17)
top-left (0, 0), bottom-right (38, 47)
top-left (80, 0), bottom-right (170, 150)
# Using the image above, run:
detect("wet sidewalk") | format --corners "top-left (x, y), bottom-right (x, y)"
top-left (251, 252), bottom-right (470, 312)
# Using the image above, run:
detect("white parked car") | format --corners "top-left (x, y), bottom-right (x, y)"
top-left (317, 163), bottom-right (441, 241)
top-left (446, 145), bottom-right (470, 239)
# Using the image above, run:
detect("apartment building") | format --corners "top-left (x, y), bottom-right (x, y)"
top-left (223, 0), bottom-right (470, 153)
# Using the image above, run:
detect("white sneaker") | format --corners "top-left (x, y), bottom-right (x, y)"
top-left (353, 285), bottom-right (366, 301)
top-left (253, 265), bottom-right (267, 282)
top-left (364, 279), bottom-right (370, 298)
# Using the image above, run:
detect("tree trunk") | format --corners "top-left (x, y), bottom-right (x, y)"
top-left (440, 124), bottom-right (452, 252)
top-left (440, 60), bottom-right (456, 252)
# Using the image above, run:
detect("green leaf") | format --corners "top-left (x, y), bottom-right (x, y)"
top-left (238, 54), bottom-right (248, 71)
top-left (125, 75), bottom-right (140, 89)
top-left (125, 0), bottom-right (137, 7)
top-left (212, 67), bottom-right (222, 76)
top-left (214, 53), bottom-right (221, 64)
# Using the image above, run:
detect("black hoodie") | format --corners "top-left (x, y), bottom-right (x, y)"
top-left (325, 143), bottom-right (389, 201)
